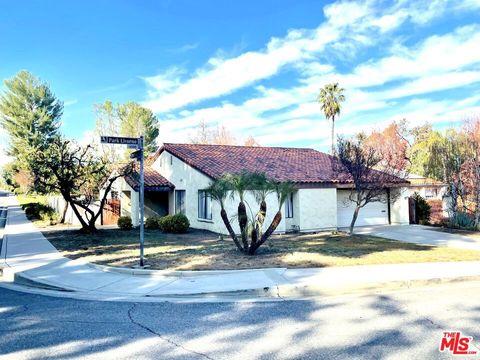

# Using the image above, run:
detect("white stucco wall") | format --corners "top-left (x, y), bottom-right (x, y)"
top-left (110, 176), bottom-right (139, 226)
top-left (297, 188), bottom-right (337, 231)
top-left (153, 151), bottom-right (221, 232)
top-left (390, 187), bottom-right (410, 224)
top-left (404, 186), bottom-right (449, 218)
top-left (405, 186), bottom-right (446, 201)
top-left (284, 191), bottom-right (300, 232)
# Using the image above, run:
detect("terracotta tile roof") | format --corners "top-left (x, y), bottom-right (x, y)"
top-left (152, 143), bottom-right (407, 185)
top-left (125, 166), bottom-right (174, 191)
top-left (407, 175), bottom-right (445, 187)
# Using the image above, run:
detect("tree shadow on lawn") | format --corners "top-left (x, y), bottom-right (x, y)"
top-left (39, 227), bottom-right (446, 270)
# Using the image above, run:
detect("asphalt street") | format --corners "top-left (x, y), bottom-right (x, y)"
top-left (1, 281), bottom-right (479, 359)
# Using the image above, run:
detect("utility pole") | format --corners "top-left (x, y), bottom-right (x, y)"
top-left (138, 136), bottom-right (145, 267)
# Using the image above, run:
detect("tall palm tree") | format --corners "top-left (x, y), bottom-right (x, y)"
top-left (317, 82), bottom-right (346, 154)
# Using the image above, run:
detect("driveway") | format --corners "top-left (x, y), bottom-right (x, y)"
top-left (354, 224), bottom-right (480, 251)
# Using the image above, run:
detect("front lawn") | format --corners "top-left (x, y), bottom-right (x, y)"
top-left (42, 227), bottom-right (480, 270)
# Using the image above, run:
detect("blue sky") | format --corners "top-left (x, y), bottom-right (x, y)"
top-left (1, 0), bottom-right (480, 161)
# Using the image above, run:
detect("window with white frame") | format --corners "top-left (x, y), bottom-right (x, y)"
top-left (425, 188), bottom-right (438, 198)
top-left (285, 193), bottom-right (294, 218)
top-left (198, 190), bottom-right (212, 220)
top-left (175, 190), bottom-right (185, 214)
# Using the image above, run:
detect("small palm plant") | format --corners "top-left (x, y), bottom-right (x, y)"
top-left (206, 172), bottom-right (295, 255)
top-left (205, 176), bottom-right (244, 252)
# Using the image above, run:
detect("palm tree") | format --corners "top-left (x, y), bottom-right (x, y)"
top-left (205, 177), bottom-right (244, 252)
top-left (207, 172), bottom-right (295, 255)
top-left (224, 172), bottom-right (255, 250)
top-left (317, 82), bottom-right (346, 154)
top-left (249, 181), bottom-right (295, 254)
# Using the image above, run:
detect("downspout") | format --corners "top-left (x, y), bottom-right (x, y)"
top-left (387, 188), bottom-right (391, 225)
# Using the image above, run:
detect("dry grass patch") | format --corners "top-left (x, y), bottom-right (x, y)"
top-left (42, 227), bottom-right (480, 270)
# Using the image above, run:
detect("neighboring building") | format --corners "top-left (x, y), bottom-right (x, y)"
top-left (109, 143), bottom-right (411, 233)
top-left (405, 174), bottom-right (448, 223)
top-left (405, 174), bottom-right (446, 200)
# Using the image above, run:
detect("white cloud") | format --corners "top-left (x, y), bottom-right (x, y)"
top-left (142, 0), bottom-right (414, 113)
top-left (141, 0), bottom-right (480, 152)
top-left (334, 24), bottom-right (480, 89)
top-left (378, 71), bottom-right (480, 100)
top-left (168, 43), bottom-right (199, 53)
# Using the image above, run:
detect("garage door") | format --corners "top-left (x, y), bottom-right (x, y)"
top-left (337, 190), bottom-right (389, 228)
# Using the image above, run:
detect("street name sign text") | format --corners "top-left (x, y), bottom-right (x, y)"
top-left (100, 136), bottom-right (139, 145)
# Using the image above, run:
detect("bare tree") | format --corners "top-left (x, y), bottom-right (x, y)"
top-left (190, 120), bottom-right (237, 145)
top-left (190, 120), bottom-right (260, 146)
top-left (31, 137), bottom-right (133, 233)
top-left (244, 136), bottom-right (261, 146)
top-left (336, 136), bottom-right (406, 234)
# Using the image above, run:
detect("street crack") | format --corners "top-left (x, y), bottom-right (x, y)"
top-left (276, 285), bottom-right (286, 301)
top-left (127, 303), bottom-right (215, 360)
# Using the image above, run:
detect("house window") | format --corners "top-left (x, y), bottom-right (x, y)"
top-left (170, 155), bottom-right (173, 165)
top-left (285, 193), bottom-right (294, 218)
top-left (198, 190), bottom-right (212, 220)
top-left (425, 188), bottom-right (438, 198)
top-left (175, 190), bottom-right (185, 215)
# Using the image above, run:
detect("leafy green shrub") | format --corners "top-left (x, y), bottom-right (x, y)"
top-left (117, 216), bottom-right (133, 230)
top-left (412, 192), bottom-right (431, 224)
top-left (145, 216), bottom-right (161, 229)
top-left (448, 212), bottom-right (475, 230)
top-left (158, 214), bottom-right (190, 233)
top-left (22, 202), bottom-right (57, 222)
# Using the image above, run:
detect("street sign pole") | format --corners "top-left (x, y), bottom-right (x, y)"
top-left (100, 134), bottom-right (145, 268)
top-left (139, 136), bottom-right (145, 267)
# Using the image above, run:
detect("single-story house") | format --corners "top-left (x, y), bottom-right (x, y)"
top-left (109, 143), bottom-right (411, 233)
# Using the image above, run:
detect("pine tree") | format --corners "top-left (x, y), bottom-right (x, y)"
top-left (95, 101), bottom-right (160, 157)
top-left (118, 102), bottom-right (159, 155)
top-left (0, 71), bottom-right (63, 169)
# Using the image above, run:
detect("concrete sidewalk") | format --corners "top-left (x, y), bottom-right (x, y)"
top-left (2, 194), bottom-right (480, 302)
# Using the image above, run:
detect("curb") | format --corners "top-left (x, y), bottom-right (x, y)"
top-left (88, 262), bottom-right (288, 277)
top-left (6, 267), bottom-right (480, 302)
top-left (274, 275), bottom-right (480, 298)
